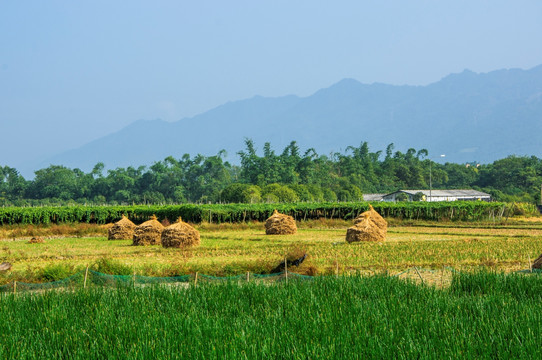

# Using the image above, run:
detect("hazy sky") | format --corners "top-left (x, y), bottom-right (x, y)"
top-left (1, 1), bottom-right (542, 169)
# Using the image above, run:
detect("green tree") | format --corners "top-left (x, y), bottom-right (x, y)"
top-left (262, 183), bottom-right (299, 203)
top-left (221, 183), bottom-right (261, 203)
top-left (288, 184), bottom-right (314, 202)
top-left (27, 165), bottom-right (83, 200)
top-left (0, 166), bottom-right (27, 203)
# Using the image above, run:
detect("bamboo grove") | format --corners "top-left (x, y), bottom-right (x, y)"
top-left (1, 140), bottom-right (542, 206)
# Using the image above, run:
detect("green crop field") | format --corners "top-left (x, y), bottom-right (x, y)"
top-left (1, 201), bottom-right (532, 226)
top-left (1, 273), bottom-right (541, 359)
top-left (1, 212), bottom-right (542, 359)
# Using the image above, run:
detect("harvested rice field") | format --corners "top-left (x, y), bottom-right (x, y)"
top-left (1, 219), bottom-right (541, 285)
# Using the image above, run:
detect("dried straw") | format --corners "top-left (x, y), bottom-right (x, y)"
top-left (265, 210), bottom-right (297, 235)
top-left (161, 217), bottom-right (200, 248)
top-left (133, 215), bottom-right (164, 246)
top-left (108, 215), bottom-right (136, 240)
top-left (346, 205), bottom-right (387, 243)
top-left (353, 205), bottom-right (387, 235)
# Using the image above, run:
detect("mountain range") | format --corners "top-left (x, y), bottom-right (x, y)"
top-left (41, 65), bottom-right (542, 173)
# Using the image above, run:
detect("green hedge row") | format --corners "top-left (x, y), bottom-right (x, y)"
top-left (0, 201), bottom-right (514, 225)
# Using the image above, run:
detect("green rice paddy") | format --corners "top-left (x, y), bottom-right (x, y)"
top-left (1, 272), bottom-right (541, 359)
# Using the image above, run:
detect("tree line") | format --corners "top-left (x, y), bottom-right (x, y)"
top-left (1, 140), bottom-right (541, 206)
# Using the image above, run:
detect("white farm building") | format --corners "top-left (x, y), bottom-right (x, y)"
top-left (363, 190), bottom-right (491, 202)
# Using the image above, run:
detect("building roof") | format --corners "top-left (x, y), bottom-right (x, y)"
top-left (362, 193), bottom-right (386, 201)
top-left (386, 189), bottom-right (490, 198)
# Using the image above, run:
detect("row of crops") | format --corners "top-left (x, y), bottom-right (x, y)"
top-left (0, 201), bottom-right (525, 225)
top-left (1, 272), bottom-right (541, 358)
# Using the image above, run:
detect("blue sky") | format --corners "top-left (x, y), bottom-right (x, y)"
top-left (1, 1), bottom-right (542, 169)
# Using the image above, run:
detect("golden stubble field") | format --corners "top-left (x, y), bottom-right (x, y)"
top-left (1, 218), bottom-right (541, 286)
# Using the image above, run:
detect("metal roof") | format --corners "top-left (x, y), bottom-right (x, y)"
top-left (385, 189), bottom-right (491, 197)
top-left (362, 193), bottom-right (386, 201)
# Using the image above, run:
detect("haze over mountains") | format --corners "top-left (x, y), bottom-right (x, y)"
top-left (36, 65), bottom-right (542, 176)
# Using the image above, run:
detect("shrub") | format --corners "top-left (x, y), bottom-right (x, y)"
top-left (39, 263), bottom-right (78, 282)
top-left (92, 258), bottom-right (132, 275)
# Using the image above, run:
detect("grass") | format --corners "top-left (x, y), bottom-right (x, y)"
top-left (1, 273), bottom-right (541, 359)
top-left (0, 222), bottom-right (108, 239)
top-left (1, 218), bottom-right (541, 284)
top-left (1, 219), bottom-right (541, 358)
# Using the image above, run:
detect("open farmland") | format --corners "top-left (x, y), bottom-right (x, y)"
top-left (1, 218), bottom-right (541, 285)
top-left (2, 217), bottom-right (542, 358)
top-left (1, 273), bottom-right (542, 359)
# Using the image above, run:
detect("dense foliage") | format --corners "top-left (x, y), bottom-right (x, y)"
top-left (1, 140), bottom-right (541, 205)
top-left (1, 273), bottom-right (541, 359)
top-left (0, 201), bottom-right (520, 226)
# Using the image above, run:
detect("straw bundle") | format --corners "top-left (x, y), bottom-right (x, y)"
top-left (161, 217), bottom-right (200, 248)
top-left (346, 205), bottom-right (387, 243)
top-left (533, 253), bottom-right (542, 269)
top-left (346, 220), bottom-right (386, 243)
top-left (265, 210), bottom-right (297, 235)
top-left (133, 215), bottom-right (164, 246)
top-left (28, 237), bottom-right (45, 244)
top-left (353, 205), bottom-right (387, 235)
top-left (108, 215), bottom-right (136, 240)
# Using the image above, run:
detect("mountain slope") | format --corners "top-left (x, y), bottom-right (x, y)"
top-left (43, 65), bottom-right (542, 172)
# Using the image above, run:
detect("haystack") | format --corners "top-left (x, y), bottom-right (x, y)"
top-left (346, 205), bottom-right (387, 243)
top-left (346, 221), bottom-right (386, 243)
top-left (133, 215), bottom-right (164, 246)
top-left (28, 236), bottom-right (45, 244)
top-left (161, 217), bottom-right (200, 248)
top-left (533, 253), bottom-right (542, 269)
top-left (265, 210), bottom-right (297, 235)
top-left (108, 215), bottom-right (136, 240)
top-left (353, 205), bottom-right (387, 235)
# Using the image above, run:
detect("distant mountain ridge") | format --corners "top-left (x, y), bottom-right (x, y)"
top-left (43, 65), bottom-right (542, 173)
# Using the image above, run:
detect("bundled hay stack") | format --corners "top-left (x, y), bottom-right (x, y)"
top-left (161, 217), bottom-right (200, 248)
top-left (28, 237), bottom-right (45, 244)
top-left (346, 205), bottom-right (387, 243)
top-left (133, 215), bottom-right (164, 246)
top-left (265, 210), bottom-right (297, 235)
top-left (352, 205), bottom-right (388, 236)
top-left (346, 220), bottom-right (386, 243)
top-left (533, 253), bottom-right (542, 269)
top-left (108, 215), bottom-right (136, 240)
